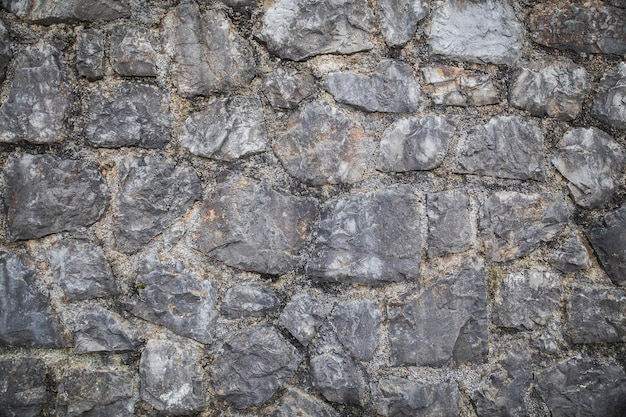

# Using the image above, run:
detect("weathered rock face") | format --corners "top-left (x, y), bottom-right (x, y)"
top-left (0, 19), bottom-right (11, 82)
top-left (586, 204), bottom-right (626, 287)
top-left (221, 283), bottom-right (280, 318)
top-left (378, 0), bottom-right (429, 47)
top-left (427, 189), bottom-right (471, 258)
top-left (212, 326), bottom-right (301, 409)
top-left (4, 155), bottom-right (109, 242)
top-left (373, 377), bottom-right (460, 417)
top-left (310, 351), bottom-right (364, 406)
top-left (279, 293), bottom-right (332, 346)
top-left (262, 68), bottom-right (316, 109)
top-left (272, 386), bottom-right (339, 417)
top-left (421, 65), bottom-right (499, 107)
top-left (110, 25), bottom-right (159, 77)
top-left (592, 62), bottom-right (626, 129)
top-left (307, 187), bottom-right (422, 285)
top-left (274, 102), bottom-right (374, 185)
top-left (2, 0), bottom-right (130, 24)
top-left (0, 357), bottom-right (47, 417)
top-left (75, 29), bottom-right (104, 81)
top-left (261, 0), bottom-right (374, 61)
top-left (329, 299), bottom-right (381, 361)
top-left (550, 234), bottom-right (591, 273)
top-left (565, 287), bottom-right (626, 344)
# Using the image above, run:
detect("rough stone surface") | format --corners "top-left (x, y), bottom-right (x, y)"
top-left (180, 95), bottom-right (268, 161)
top-left (279, 293), bottom-right (332, 346)
top-left (113, 156), bottom-right (201, 254)
top-left (480, 192), bottom-right (569, 262)
top-left (0, 357), bottom-right (47, 417)
top-left (274, 102), bottom-right (375, 185)
top-left (329, 299), bottom-right (381, 361)
top-left (510, 59), bottom-right (590, 121)
top-left (565, 287), bottom-right (626, 344)
top-left (378, 0), bottom-right (429, 47)
top-left (387, 258), bottom-right (488, 366)
top-left (311, 351), bottom-right (364, 406)
top-left (75, 29), bottom-right (104, 81)
top-left (453, 115), bottom-right (545, 181)
top-left (262, 68), bottom-right (316, 109)
top-left (373, 377), bottom-right (460, 417)
top-left (592, 62), bottom-right (626, 130)
top-left (2, 0), bottom-right (130, 24)
top-left (4, 154), bottom-right (109, 242)
top-left (272, 386), bottom-right (339, 417)
top-left (427, 189), bottom-right (471, 258)
top-left (550, 234), bottom-right (591, 273)
top-left (376, 115), bottom-right (457, 172)
top-left (212, 326), bottom-right (301, 409)
top-left (110, 25), bottom-right (158, 77)
top-left (0, 19), bottom-right (11, 82)
top-left (428, 0), bottom-right (524, 66)
top-left (307, 187), bottom-right (422, 285)
top-left (421, 65), bottom-right (499, 107)
top-left (325, 59), bottom-right (421, 113)
top-left (221, 283), bottom-right (280, 318)
top-left (586, 204), bottom-right (626, 286)
top-left (261, 0), bottom-right (374, 61)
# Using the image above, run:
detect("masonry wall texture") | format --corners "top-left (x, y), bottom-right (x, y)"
top-left (0, 0), bottom-right (625, 416)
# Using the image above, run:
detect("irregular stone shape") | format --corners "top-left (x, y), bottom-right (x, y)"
top-left (325, 60), bottom-right (421, 113)
top-left (4, 154), bottom-right (109, 242)
top-left (376, 115), bottom-right (457, 172)
top-left (274, 102), bottom-right (375, 185)
top-left (307, 187), bottom-right (422, 285)
top-left (564, 287), bottom-right (626, 344)
top-left (2, 0), bottom-right (130, 24)
top-left (586, 206), bottom-right (626, 286)
top-left (528, 1), bottom-right (626, 55)
top-left (329, 299), bottom-right (381, 361)
top-left (128, 260), bottom-right (218, 344)
top-left (272, 386), bottom-right (339, 417)
top-left (0, 19), bottom-right (11, 82)
top-left (57, 368), bottom-right (135, 417)
top-left (480, 192), bottom-right (569, 262)
top-left (180, 95), bottom-right (268, 161)
top-left (536, 358), bottom-right (626, 417)
top-left (388, 259), bottom-right (488, 366)
top-left (373, 377), bottom-right (460, 417)
top-left (550, 234), bottom-right (591, 273)
top-left (310, 352), bottom-right (364, 405)
top-left (510, 59), bottom-right (590, 121)
top-left (428, 0), bottom-right (524, 66)
top-left (190, 176), bottom-right (318, 275)
top-left (421, 65), bottom-right (499, 107)
top-left (453, 115), bottom-right (545, 181)
top-left (552, 127), bottom-right (624, 208)
top-left (212, 326), bottom-right (301, 409)
top-left (162, 2), bottom-right (255, 96)
top-left (378, 0), bottom-right (429, 47)
top-left (110, 25), bottom-right (158, 77)
top-left (114, 156), bottom-right (201, 254)
top-left (140, 335), bottom-right (207, 414)
top-left (261, 0), bottom-right (374, 61)
top-left (0, 251), bottom-right (63, 347)
top-left (0, 43), bottom-right (69, 144)
top-left (592, 62), bottom-right (626, 130)
top-left (76, 29), bottom-right (104, 81)
top-left (48, 238), bottom-right (119, 301)
top-left (279, 293), bottom-right (333, 346)
top-left (221, 283), bottom-right (280, 318)
top-left (85, 81), bottom-right (171, 149)
top-left (427, 189), bottom-right (471, 258)
top-left (0, 357), bottom-right (47, 417)
top-left (262, 68), bottom-right (316, 109)
top-left (492, 271), bottom-right (562, 331)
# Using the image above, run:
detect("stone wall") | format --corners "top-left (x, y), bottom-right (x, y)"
top-left (1, 0), bottom-right (625, 416)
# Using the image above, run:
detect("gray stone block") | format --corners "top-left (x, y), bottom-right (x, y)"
top-left (550, 234), bottom-right (591, 273)
top-left (2, 0), bottom-right (130, 24)
top-left (592, 62), bottom-right (626, 129)
top-left (586, 204), bottom-right (626, 286)
top-left (427, 189), bottom-right (471, 258)
top-left (0, 357), bottom-right (47, 417)
top-left (262, 68), bottom-right (315, 109)
top-left (564, 287), bottom-right (626, 344)
top-left (110, 25), bottom-right (158, 77)
top-left (221, 283), bottom-right (280, 318)
top-left (378, 0), bottom-right (429, 47)
top-left (272, 386), bottom-right (339, 417)
top-left (0, 19), bottom-right (11, 82)
top-left (76, 29), bottom-right (104, 81)
top-left (373, 377), bottom-right (460, 417)
top-left (421, 65), bottom-right (499, 107)
top-left (311, 352), bottom-right (364, 406)
top-left (329, 299), bottom-right (381, 361)
top-left (279, 293), bottom-right (332, 346)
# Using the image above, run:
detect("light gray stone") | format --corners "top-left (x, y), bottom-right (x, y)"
top-left (373, 377), bottom-right (460, 417)
top-left (272, 386), bottom-right (339, 417)
top-left (592, 62), bottom-right (626, 129)
top-left (0, 19), bottom-right (12, 82)
top-left (330, 299), bottom-right (381, 361)
top-left (427, 189), bottom-right (471, 258)
top-left (586, 204), bottom-right (626, 286)
top-left (110, 25), bottom-right (159, 77)
top-left (279, 293), bottom-right (332, 346)
top-left (550, 234), bottom-right (591, 273)
top-left (262, 68), bottom-right (316, 109)
top-left (221, 283), bottom-right (280, 318)
top-left (378, 0), bottom-right (429, 47)
top-left (421, 65), bottom-right (499, 107)
top-left (76, 29), bottom-right (104, 81)
top-left (564, 287), bottom-right (626, 344)
top-left (2, 0), bottom-right (130, 24)
top-left (0, 358), bottom-right (47, 417)
top-left (311, 352), bottom-right (364, 406)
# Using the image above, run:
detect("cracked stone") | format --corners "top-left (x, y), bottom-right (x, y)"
top-left (427, 189), bottom-right (471, 258)
top-left (110, 25), bottom-right (159, 77)
top-left (0, 357), bottom-right (47, 417)
top-left (2, 0), bottom-right (130, 24)
top-left (272, 386), bottom-right (339, 417)
top-left (421, 65), bottom-right (499, 107)
top-left (329, 299), bottom-right (381, 361)
top-left (378, 0), bottom-right (429, 47)
top-left (311, 351), bottom-right (365, 406)
top-left (592, 62), bottom-right (626, 130)
top-left (564, 287), bottom-right (626, 344)
top-left (279, 293), bottom-right (333, 346)
top-left (221, 283), bottom-right (280, 319)
top-left (550, 234), bottom-right (591, 273)
top-left (0, 19), bottom-right (11, 82)
top-left (373, 377), bottom-right (460, 417)
top-left (262, 68), bottom-right (316, 109)
top-left (76, 29), bottom-right (104, 81)
top-left (586, 204), bottom-right (626, 286)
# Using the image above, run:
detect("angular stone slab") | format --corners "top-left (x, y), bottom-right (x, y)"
top-left (273, 386), bottom-right (339, 417)
top-left (0, 43), bottom-right (70, 144)
top-left (427, 189), bottom-right (471, 258)
top-left (376, 115), bottom-right (457, 172)
top-left (4, 154), bottom-right (109, 242)
top-left (0, 357), bottom-right (47, 417)
top-left (311, 352), bottom-right (364, 406)
top-left (221, 283), bottom-right (280, 318)
top-left (307, 186), bottom-right (422, 285)
top-left (76, 29), bottom-right (104, 81)
top-left (279, 293), bottom-right (333, 346)
top-left (110, 25), bottom-right (159, 77)
top-left (274, 102), bottom-right (375, 185)
top-left (428, 0), bottom-right (524, 66)
top-left (373, 377), bottom-right (460, 417)
top-left (453, 115), bottom-right (545, 181)
top-left (329, 299), bottom-right (381, 361)
top-left (212, 326), bottom-right (301, 409)
top-left (592, 62), bottom-right (626, 130)
top-left (552, 127), bottom-right (625, 208)
top-left (550, 234), bottom-right (591, 274)
top-left (0, 19), bottom-right (11, 82)
top-left (2, 0), bottom-right (130, 24)
top-left (180, 95), bottom-right (268, 161)
top-left (114, 156), bottom-right (201, 254)
top-left (421, 65), bottom-right (499, 107)
top-left (586, 205), bottom-right (626, 286)
top-left (262, 68), bottom-right (316, 109)
top-left (480, 192), bottom-right (568, 262)
top-left (261, 0), bottom-right (374, 61)
top-left (378, 0), bottom-right (429, 47)
top-left (565, 287), bottom-right (626, 344)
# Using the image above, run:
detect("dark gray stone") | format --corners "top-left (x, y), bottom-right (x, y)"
top-left (378, 0), bottom-right (429, 47)
top-left (453, 115), bottom-right (545, 181)
top-left (0, 251), bottom-right (63, 347)
top-left (272, 386), bottom-right (339, 417)
top-left (48, 238), bottom-right (119, 301)
top-left (592, 62), bottom-right (626, 129)
top-left (480, 192), bottom-right (569, 262)
top-left (421, 65), bottom-right (499, 107)
top-left (0, 43), bottom-right (70, 144)
top-left (428, 0), bottom-right (524, 66)
top-left (376, 115), bottom-right (457, 172)
top-left (564, 287), bottom-right (626, 344)
top-left (0, 357), bottom-right (47, 417)
top-left (550, 234), bottom-right (591, 273)
top-left (387, 258), bottom-right (487, 366)
top-left (552, 127), bottom-right (624, 208)
top-left (325, 60), bottom-right (421, 113)
top-left (221, 0), bottom-right (257, 14)
top-left (492, 271), bottom-right (562, 331)
top-left (510, 59), bottom-right (589, 120)
top-left (307, 186), bottom-right (422, 285)
top-left (536, 358), bottom-right (626, 417)
top-left (261, 0), bottom-right (374, 61)
top-left (373, 377), bottom-right (460, 417)
top-left (212, 326), bottom-right (301, 409)
top-left (329, 299), bottom-right (381, 361)
top-left (273, 102), bottom-right (375, 185)
top-left (279, 293), bottom-right (333, 346)
top-left (586, 205), bottom-right (626, 286)
top-left (427, 189), bottom-right (471, 258)
top-left (114, 156), bottom-right (201, 254)
top-left (262, 68), bottom-right (316, 109)
top-left (190, 175), bottom-right (318, 275)
top-left (4, 154), bottom-right (109, 242)
top-left (76, 29), bottom-right (104, 81)
top-left (85, 81), bottom-right (171, 149)
top-left (110, 25), bottom-right (158, 77)
top-left (310, 351), bottom-right (364, 406)
top-left (0, 19), bottom-right (11, 82)
top-left (221, 283), bottom-right (280, 318)
top-left (2, 0), bottom-right (130, 24)
top-left (162, 2), bottom-right (255, 96)
top-left (180, 95), bottom-right (268, 161)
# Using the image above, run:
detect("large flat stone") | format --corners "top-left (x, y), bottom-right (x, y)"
top-left (427, 189), bottom-right (471, 258)
top-left (2, 0), bottom-right (130, 24)
top-left (592, 62), bottom-right (626, 129)
top-left (262, 68), bottom-right (316, 109)
top-left (565, 287), bottom-right (626, 344)
top-left (0, 19), bottom-right (11, 82)
top-left (550, 234), bottom-right (591, 274)
top-left (221, 283), bottom-right (280, 318)
top-left (329, 299), bottom-right (381, 361)
top-left (279, 293), bottom-right (333, 346)
top-left (373, 377), bottom-right (460, 417)
top-left (310, 352), bottom-right (364, 406)
top-left (378, 0), bottom-right (429, 47)
top-left (272, 386), bottom-right (339, 417)
top-left (586, 204), bottom-right (626, 286)
top-left (110, 25), bottom-right (159, 77)
top-left (0, 357), bottom-right (47, 417)
top-left (421, 65), bottom-right (499, 107)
